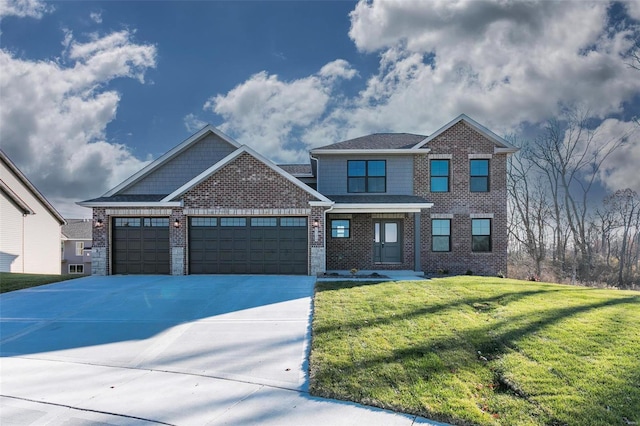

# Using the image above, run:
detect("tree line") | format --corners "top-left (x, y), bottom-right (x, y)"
top-left (507, 109), bottom-right (639, 289)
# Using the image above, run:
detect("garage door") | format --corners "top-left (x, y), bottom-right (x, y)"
top-left (112, 217), bottom-right (170, 274)
top-left (189, 217), bottom-right (308, 275)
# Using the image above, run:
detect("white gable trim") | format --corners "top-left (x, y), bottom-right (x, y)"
top-left (0, 179), bottom-right (35, 214)
top-left (103, 125), bottom-right (242, 197)
top-left (77, 201), bottom-right (182, 208)
top-left (309, 149), bottom-right (429, 155)
top-left (331, 202), bottom-right (434, 213)
top-left (0, 150), bottom-right (65, 224)
top-left (411, 114), bottom-right (517, 151)
top-left (162, 145), bottom-right (333, 204)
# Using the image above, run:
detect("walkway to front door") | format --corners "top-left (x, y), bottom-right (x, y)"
top-left (374, 220), bottom-right (402, 263)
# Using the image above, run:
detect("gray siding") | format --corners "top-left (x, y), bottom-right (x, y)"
top-left (61, 240), bottom-right (92, 275)
top-left (123, 133), bottom-right (237, 195)
top-left (317, 155), bottom-right (414, 195)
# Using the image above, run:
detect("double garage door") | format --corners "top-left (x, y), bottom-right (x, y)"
top-left (189, 217), bottom-right (308, 275)
top-left (111, 216), bottom-right (308, 275)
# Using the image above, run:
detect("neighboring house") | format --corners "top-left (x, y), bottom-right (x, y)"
top-left (0, 150), bottom-right (65, 274)
top-left (79, 114), bottom-right (517, 276)
top-left (61, 219), bottom-right (92, 275)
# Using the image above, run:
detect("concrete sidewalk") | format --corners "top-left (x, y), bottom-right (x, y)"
top-left (0, 275), bottom-right (445, 425)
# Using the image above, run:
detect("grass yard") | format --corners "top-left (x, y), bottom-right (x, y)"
top-left (0, 272), bottom-right (82, 293)
top-left (310, 277), bottom-right (640, 426)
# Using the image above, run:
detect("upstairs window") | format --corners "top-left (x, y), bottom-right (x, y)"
top-left (472, 218), bottom-right (492, 252)
top-left (348, 160), bottom-right (386, 193)
top-left (432, 219), bottom-right (451, 252)
top-left (75, 242), bottom-right (84, 256)
top-left (470, 159), bottom-right (489, 192)
top-left (430, 160), bottom-right (450, 192)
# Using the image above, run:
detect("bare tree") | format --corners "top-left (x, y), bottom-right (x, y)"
top-left (606, 189), bottom-right (640, 288)
top-left (507, 145), bottom-right (550, 276)
top-left (527, 109), bottom-right (626, 282)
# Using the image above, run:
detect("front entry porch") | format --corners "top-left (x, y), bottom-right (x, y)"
top-left (326, 213), bottom-right (417, 271)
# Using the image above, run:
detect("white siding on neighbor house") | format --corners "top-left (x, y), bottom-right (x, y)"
top-left (316, 155), bottom-right (414, 195)
top-left (122, 133), bottom-right (237, 195)
top-left (0, 192), bottom-right (24, 272)
top-left (0, 161), bottom-right (62, 274)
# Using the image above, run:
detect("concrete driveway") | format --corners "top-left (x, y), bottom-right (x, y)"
top-left (0, 275), bottom-right (442, 425)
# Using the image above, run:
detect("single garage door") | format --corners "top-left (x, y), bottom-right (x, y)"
top-left (112, 217), bottom-right (170, 274)
top-left (189, 217), bottom-right (308, 275)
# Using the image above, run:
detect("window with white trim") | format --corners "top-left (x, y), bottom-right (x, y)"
top-left (75, 242), bottom-right (84, 256)
top-left (69, 264), bottom-right (84, 274)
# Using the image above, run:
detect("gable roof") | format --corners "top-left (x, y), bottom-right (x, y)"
top-left (412, 114), bottom-right (518, 153)
top-left (314, 133), bottom-right (427, 151)
top-left (62, 219), bottom-right (92, 240)
top-left (277, 163), bottom-right (313, 176)
top-left (103, 125), bottom-right (241, 197)
top-left (0, 150), bottom-right (65, 224)
top-left (163, 145), bottom-right (332, 205)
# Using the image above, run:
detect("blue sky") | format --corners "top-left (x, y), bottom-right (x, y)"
top-left (1, 0), bottom-right (639, 217)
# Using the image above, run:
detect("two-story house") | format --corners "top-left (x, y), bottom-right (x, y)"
top-left (79, 114), bottom-right (517, 276)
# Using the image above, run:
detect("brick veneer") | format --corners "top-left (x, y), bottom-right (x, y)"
top-left (183, 153), bottom-right (316, 210)
top-left (182, 152), bottom-right (325, 274)
top-left (92, 152), bottom-right (327, 276)
top-left (414, 121), bottom-right (508, 275)
top-left (326, 213), bottom-right (415, 270)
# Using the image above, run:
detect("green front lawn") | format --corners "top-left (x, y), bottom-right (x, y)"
top-left (0, 272), bottom-right (81, 293)
top-left (310, 277), bottom-right (640, 426)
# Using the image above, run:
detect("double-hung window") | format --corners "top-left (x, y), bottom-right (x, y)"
top-left (75, 242), bottom-right (84, 256)
top-left (470, 159), bottom-right (489, 192)
top-left (348, 160), bottom-right (386, 193)
top-left (432, 219), bottom-right (451, 252)
top-left (430, 160), bottom-right (450, 192)
top-left (472, 218), bottom-right (491, 252)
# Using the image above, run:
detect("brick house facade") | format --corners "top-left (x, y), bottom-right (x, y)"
top-left (80, 114), bottom-right (516, 276)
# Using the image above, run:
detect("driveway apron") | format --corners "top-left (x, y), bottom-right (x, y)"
top-left (0, 275), bottom-right (442, 425)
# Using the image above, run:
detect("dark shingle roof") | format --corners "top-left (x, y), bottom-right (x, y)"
top-left (81, 194), bottom-right (168, 203)
top-left (327, 195), bottom-right (430, 204)
top-left (62, 219), bottom-right (92, 239)
top-left (278, 164), bottom-right (312, 175)
top-left (315, 133), bottom-right (427, 150)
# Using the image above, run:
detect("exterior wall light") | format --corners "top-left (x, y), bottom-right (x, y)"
top-left (313, 219), bottom-right (320, 242)
top-left (95, 219), bottom-right (104, 228)
top-left (174, 219), bottom-right (181, 228)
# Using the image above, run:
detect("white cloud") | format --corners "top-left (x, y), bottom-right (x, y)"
top-left (184, 113), bottom-right (207, 133)
top-left (89, 11), bottom-right (102, 24)
top-left (346, 0), bottom-right (640, 127)
top-left (319, 59), bottom-right (358, 81)
top-left (0, 29), bottom-right (157, 217)
top-left (0, 0), bottom-right (51, 19)
top-left (626, 1), bottom-right (640, 21)
top-left (204, 0), bottom-right (640, 165)
top-left (204, 61), bottom-right (356, 162)
top-left (592, 119), bottom-right (640, 193)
